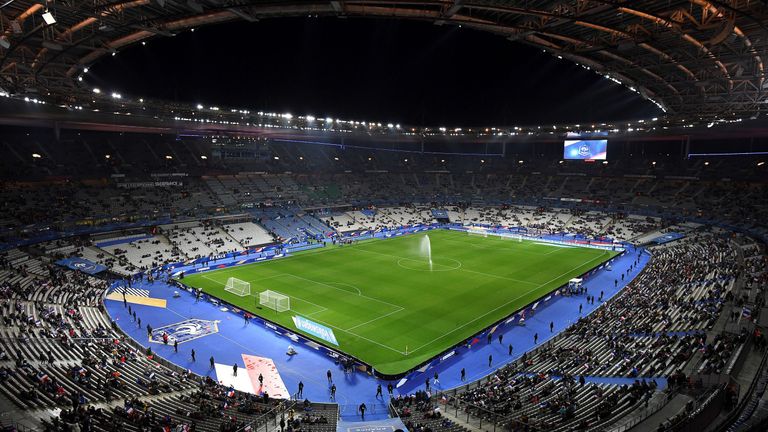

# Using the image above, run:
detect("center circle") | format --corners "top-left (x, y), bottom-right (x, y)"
top-left (396, 257), bottom-right (462, 272)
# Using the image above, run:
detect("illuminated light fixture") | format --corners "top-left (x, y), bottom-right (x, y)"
top-left (518, 160), bottom-right (524, 164)
top-left (83, 67), bottom-right (89, 73)
top-left (652, 161), bottom-right (657, 165)
top-left (273, 156), bottom-right (279, 160)
top-left (325, 117), bottom-right (333, 123)
top-left (105, 154), bottom-right (111, 159)
top-left (32, 153), bottom-right (42, 158)
top-left (283, 113), bottom-right (292, 119)
top-left (111, 92), bottom-right (121, 99)
top-left (299, 156), bottom-right (304, 160)
top-left (196, 104), bottom-right (203, 110)
top-left (757, 161), bottom-right (764, 166)
top-left (333, 157), bottom-right (339, 161)
top-left (78, 76), bottom-right (83, 81)
top-left (92, 88), bottom-right (101, 94)
top-left (165, 155), bottom-right (173, 160)
top-left (396, 124), bottom-right (400, 129)
top-left (305, 115), bottom-right (315, 122)
top-left (602, 161), bottom-right (608, 165)
top-left (111, 52), bottom-right (116, 56)
top-left (141, 41), bottom-right (146, 46)
top-left (704, 161), bottom-right (709, 166)
top-left (200, 155), bottom-right (208, 160)
top-left (42, 11), bottom-right (56, 25)
top-left (368, 157), bottom-right (372, 161)
top-left (441, 159), bottom-right (445, 163)
top-left (139, 98), bottom-right (144, 103)
top-left (559, 160), bottom-right (564, 164)
top-left (404, 158), bottom-right (408, 162)
top-left (387, 123), bottom-right (394, 128)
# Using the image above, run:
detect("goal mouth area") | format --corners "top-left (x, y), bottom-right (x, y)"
top-left (225, 277), bottom-right (251, 296)
top-left (259, 289), bottom-right (290, 312)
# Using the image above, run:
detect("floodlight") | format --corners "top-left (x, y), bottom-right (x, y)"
top-left (200, 155), bottom-right (207, 160)
top-left (32, 153), bottom-right (42, 158)
top-left (42, 11), bottom-right (56, 25)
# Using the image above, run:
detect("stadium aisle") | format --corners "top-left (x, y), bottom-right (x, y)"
top-left (104, 245), bottom-right (652, 422)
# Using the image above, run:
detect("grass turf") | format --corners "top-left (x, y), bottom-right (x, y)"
top-left (179, 229), bottom-right (618, 375)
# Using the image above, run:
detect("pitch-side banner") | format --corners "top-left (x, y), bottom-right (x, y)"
top-left (292, 316), bottom-right (339, 346)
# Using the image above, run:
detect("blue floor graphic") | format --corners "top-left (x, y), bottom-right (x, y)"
top-left (104, 244), bottom-right (651, 423)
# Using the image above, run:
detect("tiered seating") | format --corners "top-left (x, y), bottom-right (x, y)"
top-left (392, 391), bottom-right (468, 432)
top-left (376, 206), bottom-right (433, 227)
top-left (289, 401), bottom-right (339, 432)
top-left (0, 263), bottom-right (293, 432)
top-left (100, 235), bottom-right (182, 272)
top-left (259, 208), bottom-right (328, 242)
top-left (563, 211), bottom-right (613, 238)
top-left (522, 233), bottom-right (738, 379)
top-left (452, 371), bottom-right (656, 432)
top-left (606, 215), bottom-right (661, 242)
top-left (223, 222), bottom-right (274, 247)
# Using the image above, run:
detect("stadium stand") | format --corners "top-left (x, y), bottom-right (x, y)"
top-left (0, 130), bottom-right (765, 432)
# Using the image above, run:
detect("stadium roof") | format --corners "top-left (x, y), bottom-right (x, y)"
top-left (1, 0), bottom-right (767, 123)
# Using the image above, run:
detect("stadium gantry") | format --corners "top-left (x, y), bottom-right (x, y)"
top-left (1, 0), bottom-right (768, 125)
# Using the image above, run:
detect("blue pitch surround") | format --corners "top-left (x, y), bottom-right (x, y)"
top-left (105, 237), bottom-right (655, 422)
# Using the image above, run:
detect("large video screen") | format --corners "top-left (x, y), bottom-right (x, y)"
top-left (563, 139), bottom-right (608, 160)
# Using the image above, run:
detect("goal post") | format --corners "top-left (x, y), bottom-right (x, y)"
top-left (225, 277), bottom-right (251, 297)
top-left (260, 290), bottom-right (290, 312)
top-left (467, 226), bottom-right (489, 237)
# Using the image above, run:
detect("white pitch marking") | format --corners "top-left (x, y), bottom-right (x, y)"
top-left (405, 251), bottom-right (610, 355)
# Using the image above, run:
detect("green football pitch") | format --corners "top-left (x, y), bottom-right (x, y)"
top-left (179, 229), bottom-right (618, 375)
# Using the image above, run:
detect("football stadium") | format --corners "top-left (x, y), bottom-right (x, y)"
top-left (0, 2), bottom-right (767, 432)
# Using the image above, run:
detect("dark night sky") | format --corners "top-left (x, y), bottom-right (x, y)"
top-left (88, 18), bottom-right (660, 127)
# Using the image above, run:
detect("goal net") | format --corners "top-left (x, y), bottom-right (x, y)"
top-left (225, 277), bottom-right (250, 296)
top-left (467, 227), bottom-right (489, 237)
top-left (260, 290), bottom-right (290, 312)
